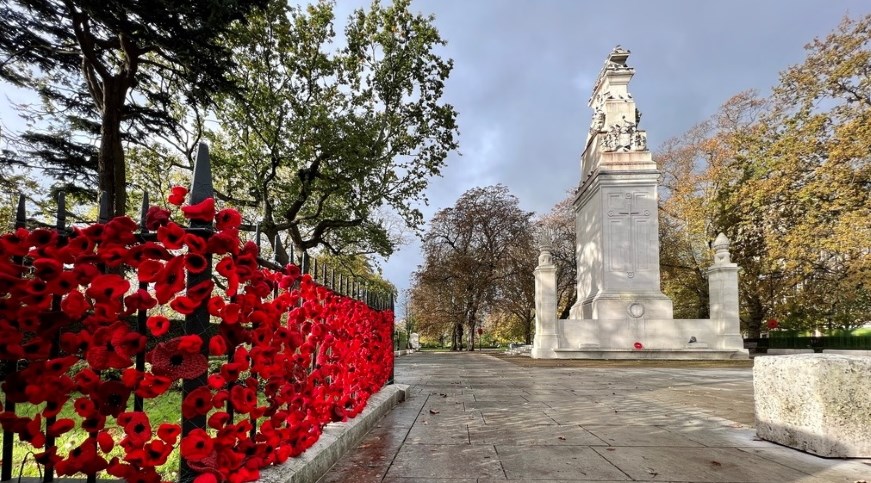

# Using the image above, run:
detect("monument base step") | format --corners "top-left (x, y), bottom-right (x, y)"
top-left (552, 348), bottom-right (747, 360)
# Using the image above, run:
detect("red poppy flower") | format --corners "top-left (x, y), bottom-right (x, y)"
top-left (633, 342), bottom-right (643, 350)
top-left (103, 216), bottom-right (138, 244)
top-left (121, 367), bottom-right (143, 389)
top-left (178, 335), bottom-right (203, 353)
top-left (157, 222), bottom-right (186, 250)
top-left (134, 373), bottom-right (172, 399)
top-left (45, 355), bottom-right (78, 375)
top-left (81, 413), bottom-right (107, 433)
top-left (146, 315), bottom-right (170, 337)
top-left (187, 279), bottom-right (214, 304)
top-left (118, 411), bottom-right (151, 447)
top-left (215, 208), bottom-right (242, 231)
top-left (55, 438), bottom-right (108, 476)
top-left (47, 271), bottom-right (77, 296)
top-left (137, 259), bottom-right (164, 283)
top-left (32, 258), bottom-right (62, 281)
top-left (220, 303), bottom-right (242, 324)
top-left (87, 323), bottom-right (137, 370)
top-left (207, 374), bottom-right (226, 390)
top-left (170, 296), bottom-right (199, 315)
top-left (167, 186), bottom-right (188, 206)
top-left (182, 197), bottom-right (215, 223)
top-left (85, 274), bottom-right (130, 302)
top-left (230, 385), bottom-right (257, 414)
top-left (207, 296), bottom-right (225, 316)
top-left (157, 423), bottom-right (181, 444)
top-left (97, 430), bottom-right (115, 453)
top-left (206, 411), bottom-right (230, 430)
top-left (207, 229), bottom-right (239, 256)
top-left (154, 256), bottom-right (186, 304)
top-left (47, 418), bottom-right (75, 438)
top-left (208, 335), bottom-right (227, 356)
top-left (182, 387), bottom-right (214, 419)
top-left (181, 428), bottom-right (213, 462)
top-left (60, 230), bottom-right (94, 258)
top-left (60, 290), bottom-right (91, 320)
top-left (94, 380), bottom-right (132, 417)
top-left (142, 439), bottom-right (171, 467)
top-left (27, 228), bottom-right (56, 247)
top-left (220, 362), bottom-right (244, 383)
top-left (72, 261), bottom-right (101, 287)
top-left (185, 253), bottom-right (208, 273)
top-left (210, 389), bottom-right (228, 409)
top-left (145, 315), bottom-right (170, 337)
top-left (76, 367), bottom-right (100, 394)
top-left (127, 242), bottom-right (171, 267)
top-left (73, 397), bottom-right (97, 417)
top-left (148, 340), bottom-right (207, 380)
top-left (97, 244), bottom-right (128, 267)
top-left (185, 233), bottom-right (208, 254)
top-left (124, 288), bottom-right (157, 313)
top-left (42, 394), bottom-right (70, 419)
top-left (145, 205), bottom-right (171, 230)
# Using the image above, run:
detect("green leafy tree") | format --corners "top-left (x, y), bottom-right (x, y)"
top-left (0, 0), bottom-right (267, 215)
top-left (206, 0), bottom-right (458, 260)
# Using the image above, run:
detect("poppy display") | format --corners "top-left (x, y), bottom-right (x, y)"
top-left (0, 191), bottom-right (393, 482)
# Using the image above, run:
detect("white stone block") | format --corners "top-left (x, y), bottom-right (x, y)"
top-left (754, 354), bottom-right (871, 457)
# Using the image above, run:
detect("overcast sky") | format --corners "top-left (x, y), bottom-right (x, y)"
top-left (1, 1), bottom-right (867, 316)
top-left (362, 0), bottom-right (869, 315)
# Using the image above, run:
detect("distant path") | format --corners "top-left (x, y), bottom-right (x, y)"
top-left (319, 352), bottom-right (871, 482)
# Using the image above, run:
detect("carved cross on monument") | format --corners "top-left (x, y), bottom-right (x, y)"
top-left (606, 192), bottom-right (652, 279)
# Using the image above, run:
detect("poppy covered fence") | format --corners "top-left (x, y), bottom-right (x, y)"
top-left (0, 144), bottom-right (396, 483)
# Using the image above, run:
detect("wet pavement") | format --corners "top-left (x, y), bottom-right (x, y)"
top-left (318, 351), bottom-right (871, 482)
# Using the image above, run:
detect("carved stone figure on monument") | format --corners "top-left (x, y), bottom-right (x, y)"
top-left (591, 108), bottom-right (606, 133)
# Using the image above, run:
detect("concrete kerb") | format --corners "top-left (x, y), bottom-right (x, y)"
top-left (258, 383), bottom-right (408, 483)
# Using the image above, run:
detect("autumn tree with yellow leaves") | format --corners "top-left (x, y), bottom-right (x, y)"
top-left (657, 14), bottom-right (871, 336)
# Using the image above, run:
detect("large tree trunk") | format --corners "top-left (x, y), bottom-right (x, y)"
top-left (523, 315), bottom-right (533, 345)
top-left (452, 322), bottom-right (464, 351)
top-left (466, 307), bottom-right (478, 351)
top-left (99, 79), bottom-right (127, 217)
top-left (745, 293), bottom-right (764, 338)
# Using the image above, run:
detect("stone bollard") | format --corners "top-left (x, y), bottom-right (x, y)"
top-left (754, 354), bottom-right (871, 457)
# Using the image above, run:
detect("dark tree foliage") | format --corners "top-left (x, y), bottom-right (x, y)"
top-left (0, 0), bottom-right (267, 215)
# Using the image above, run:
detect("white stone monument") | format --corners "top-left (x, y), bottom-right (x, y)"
top-left (532, 47), bottom-right (747, 359)
top-left (569, 46), bottom-right (672, 320)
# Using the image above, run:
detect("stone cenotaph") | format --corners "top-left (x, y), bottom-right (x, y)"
top-left (532, 47), bottom-right (747, 359)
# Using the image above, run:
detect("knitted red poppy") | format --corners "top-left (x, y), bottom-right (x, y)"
top-left (147, 338), bottom-right (207, 380)
top-left (167, 186), bottom-right (188, 206)
top-left (181, 197), bottom-right (215, 223)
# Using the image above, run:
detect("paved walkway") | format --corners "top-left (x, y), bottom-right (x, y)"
top-left (319, 352), bottom-right (870, 482)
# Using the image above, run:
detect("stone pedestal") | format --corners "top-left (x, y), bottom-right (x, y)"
top-left (706, 233), bottom-right (744, 351)
top-left (532, 246), bottom-right (559, 359)
top-left (754, 354), bottom-right (871, 457)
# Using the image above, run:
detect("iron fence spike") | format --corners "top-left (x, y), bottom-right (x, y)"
top-left (273, 235), bottom-right (283, 264)
top-left (56, 191), bottom-right (66, 230)
top-left (15, 193), bottom-right (25, 229)
top-left (190, 143), bottom-right (214, 205)
top-left (140, 192), bottom-right (149, 232)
